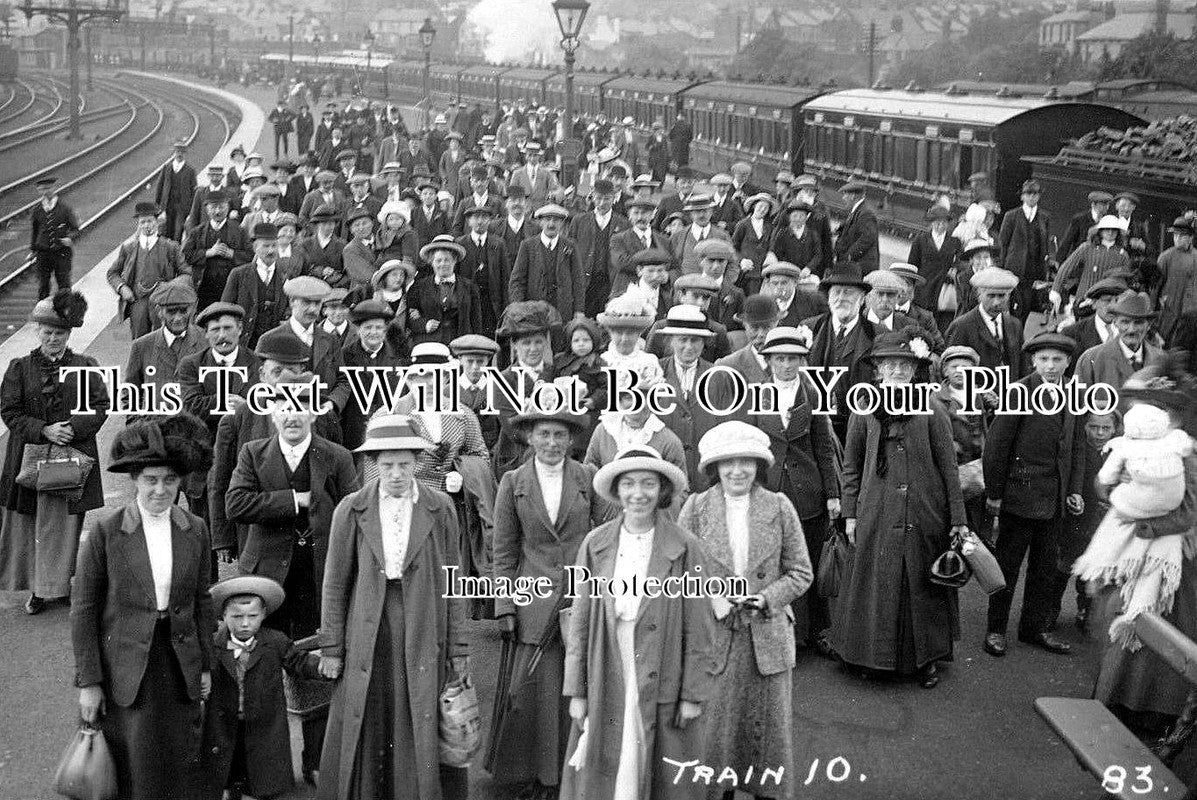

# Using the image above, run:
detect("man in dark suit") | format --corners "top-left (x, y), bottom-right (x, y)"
top-left (182, 190), bottom-right (253, 312)
top-left (271, 160), bottom-right (301, 217)
top-left (1114, 191), bottom-right (1157, 289)
top-left (222, 222), bottom-right (290, 348)
top-left (982, 332), bottom-right (1087, 657)
top-left (186, 165), bottom-right (230, 230)
top-left (456, 206), bottom-right (511, 333)
top-left (510, 203), bottom-right (586, 325)
top-left (1074, 290), bottom-right (1166, 391)
top-left (490, 185), bottom-right (540, 267)
top-left (268, 101), bottom-right (295, 157)
top-left (1056, 190), bottom-right (1112, 263)
top-left (312, 105), bottom-right (337, 154)
top-left (1059, 277), bottom-right (1128, 362)
top-left (570, 178), bottom-right (630, 317)
top-left (411, 179), bottom-right (451, 250)
top-left (452, 165), bottom-right (504, 236)
top-left (340, 300), bottom-right (407, 451)
top-left (670, 194), bottom-right (734, 277)
top-left (398, 136), bottom-right (435, 178)
top-left (406, 236), bottom-right (483, 345)
top-left (762, 262), bottom-right (829, 329)
top-left (289, 155), bottom-right (320, 203)
top-left (802, 264), bottom-right (876, 442)
top-left (945, 268), bottom-right (1026, 378)
top-left (154, 141), bottom-right (197, 242)
top-left (177, 301), bottom-right (260, 439)
top-left (792, 175), bottom-right (836, 276)
top-left (997, 179), bottom-right (1053, 320)
top-left (29, 176), bottom-right (80, 300)
top-left (887, 263), bottom-right (945, 352)
top-left (710, 293), bottom-right (781, 419)
top-left (832, 181), bottom-right (879, 274)
top-left (124, 279), bottom-right (205, 424)
top-left (668, 112), bottom-right (692, 168)
top-left (266, 276), bottom-right (351, 414)
top-left (608, 198), bottom-right (668, 298)
top-left (294, 104), bottom-right (314, 153)
top-left (652, 166), bottom-right (696, 232)
top-left (709, 173), bottom-right (745, 233)
top-left (656, 305), bottom-right (722, 490)
top-left (299, 205), bottom-right (346, 285)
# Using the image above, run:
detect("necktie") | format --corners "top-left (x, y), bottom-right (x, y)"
top-left (169, 336), bottom-right (183, 358)
top-left (699, 229), bottom-right (707, 241)
top-left (642, 234), bottom-right (652, 249)
top-left (993, 316), bottom-right (1003, 342)
top-left (227, 636), bottom-right (256, 660)
top-left (835, 326), bottom-right (847, 347)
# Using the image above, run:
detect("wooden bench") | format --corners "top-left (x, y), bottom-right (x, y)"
top-left (1035, 612), bottom-right (1197, 799)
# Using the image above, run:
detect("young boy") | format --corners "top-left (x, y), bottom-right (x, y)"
top-left (320, 287), bottom-right (356, 347)
top-left (202, 576), bottom-right (322, 800)
top-left (450, 333), bottom-right (502, 451)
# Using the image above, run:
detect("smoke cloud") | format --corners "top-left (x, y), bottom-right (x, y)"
top-left (468, 0), bottom-right (562, 63)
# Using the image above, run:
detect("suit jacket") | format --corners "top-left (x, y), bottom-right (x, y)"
top-left (907, 231), bottom-right (962, 311)
top-left (945, 308), bottom-right (1025, 378)
top-left (659, 356), bottom-right (722, 489)
top-left (300, 235), bottom-right (347, 286)
top-left (177, 346), bottom-right (260, 437)
top-left (222, 261), bottom-right (291, 348)
top-left (455, 232), bottom-right (511, 331)
top-left (298, 189), bottom-right (348, 232)
top-left (676, 486), bottom-right (810, 676)
top-left (998, 207), bottom-right (1052, 281)
top-left (405, 275), bottom-right (483, 345)
top-left (609, 227), bottom-right (673, 297)
top-left (264, 322), bottom-right (351, 411)
top-left (510, 236), bottom-right (586, 320)
top-left (1059, 314), bottom-right (1106, 361)
top-left (803, 313), bottom-right (879, 424)
top-left (652, 193), bottom-right (688, 232)
top-left (491, 458), bottom-right (604, 640)
top-left (154, 161), bottom-right (197, 239)
top-left (1074, 337), bottom-right (1165, 391)
top-left (570, 211), bottom-right (631, 308)
top-left (731, 216), bottom-right (774, 281)
top-left (339, 338), bottom-right (406, 450)
top-left (182, 220), bottom-right (252, 296)
top-left (983, 372), bottom-right (1086, 519)
top-left (490, 216), bottom-right (541, 267)
top-left (411, 204), bottom-right (451, 250)
top-left (710, 193), bottom-right (745, 232)
top-left (226, 435), bottom-right (360, 595)
top-left (377, 136), bottom-right (405, 169)
top-left (670, 225), bottom-right (734, 278)
top-left (833, 200), bottom-right (879, 273)
top-left (507, 164), bottom-right (560, 207)
top-left (125, 325), bottom-right (206, 418)
top-left (341, 239), bottom-right (378, 288)
top-left (1057, 209), bottom-right (1101, 263)
top-left (185, 183), bottom-right (229, 230)
top-left (29, 199), bottom-right (80, 253)
top-left (71, 504), bottom-right (213, 707)
top-left (452, 193), bottom-right (504, 236)
top-left (107, 237), bottom-right (191, 320)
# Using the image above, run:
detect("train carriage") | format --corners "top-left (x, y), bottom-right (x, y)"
top-left (602, 73), bottom-right (697, 133)
top-left (428, 63), bottom-right (461, 108)
top-left (499, 66), bottom-right (558, 108)
top-left (683, 81), bottom-right (823, 188)
top-left (543, 68), bottom-right (615, 118)
top-left (388, 59), bottom-right (429, 103)
top-left (458, 63), bottom-right (509, 112)
top-left (802, 87), bottom-right (1143, 234)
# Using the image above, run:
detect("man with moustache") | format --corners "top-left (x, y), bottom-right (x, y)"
top-left (222, 222), bottom-right (290, 349)
top-left (610, 197), bottom-right (670, 297)
top-left (710, 293), bottom-right (781, 411)
top-left (177, 302), bottom-right (261, 439)
top-left (183, 189), bottom-right (253, 311)
top-left (108, 201), bottom-right (192, 339)
top-left (491, 185), bottom-right (540, 267)
top-left (1059, 277), bottom-right (1129, 360)
top-left (1074, 290), bottom-right (1165, 390)
top-left (946, 268), bottom-right (1026, 377)
top-left (652, 166), bottom-right (697, 232)
top-left (510, 204), bottom-right (586, 325)
top-left (571, 178), bottom-right (631, 317)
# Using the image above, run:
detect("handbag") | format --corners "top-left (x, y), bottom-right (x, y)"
top-left (17, 444), bottom-right (95, 501)
top-left (937, 282), bottom-right (958, 313)
top-left (960, 529), bottom-right (1006, 595)
top-left (958, 458), bottom-right (985, 501)
top-left (930, 532), bottom-right (973, 588)
top-left (438, 673), bottom-right (482, 767)
top-left (53, 724), bottom-right (118, 800)
top-left (816, 524), bottom-right (853, 599)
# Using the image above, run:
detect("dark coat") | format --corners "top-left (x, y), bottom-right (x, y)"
top-left (489, 216), bottom-right (540, 268)
top-left (492, 364), bottom-right (556, 479)
top-left (455, 232), bottom-right (511, 332)
top-left (997, 207), bottom-right (1052, 281)
top-left (182, 220), bottom-right (252, 303)
top-left (711, 193), bottom-right (744, 232)
top-left (570, 211), bottom-right (631, 312)
top-left (154, 162), bottom-right (197, 241)
top-left (339, 338), bottom-right (407, 451)
top-left (1056, 209), bottom-right (1102, 263)
top-left (491, 458), bottom-right (603, 641)
top-left (263, 322), bottom-right (352, 412)
top-left (71, 504), bottom-right (213, 707)
top-left (317, 481), bottom-right (468, 800)
top-left (125, 326), bottom-right (206, 422)
top-left (300, 234), bottom-right (347, 286)
top-left (176, 347), bottom-right (261, 438)
top-left (200, 627), bottom-right (320, 800)
top-left (982, 373), bottom-right (1086, 520)
top-left (907, 231), bottom-right (962, 312)
top-left (405, 275), bottom-right (483, 345)
top-left (835, 404), bottom-right (966, 671)
top-left (451, 193), bottom-right (503, 236)
top-left (1059, 314), bottom-right (1105, 361)
top-left (29, 199), bottom-right (80, 253)
top-left (510, 236), bottom-right (586, 320)
top-left (659, 356), bottom-right (722, 490)
top-left (226, 435), bottom-right (359, 596)
top-left (804, 313), bottom-right (878, 413)
top-left (609, 227), bottom-right (673, 297)
top-left (1074, 336), bottom-right (1166, 391)
top-left (0, 349), bottom-right (108, 515)
top-left (107, 238), bottom-right (191, 322)
top-left (731, 216), bottom-right (773, 292)
top-left (221, 261), bottom-right (290, 348)
top-left (768, 225), bottom-right (824, 275)
top-left (833, 200), bottom-right (879, 273)
top-left (411, 204), bottom-right (451, 249)
top-left (945, 307), bottom-right (1026, 378)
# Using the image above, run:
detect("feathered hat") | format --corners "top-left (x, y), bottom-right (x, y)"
top-left (30, 288), bottom-right (87, 329)
top-left (108, 413), bottom-right (214, 476)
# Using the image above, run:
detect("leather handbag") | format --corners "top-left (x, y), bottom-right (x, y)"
top-left (930, 533), bottom-right (973, 588)
top-left (816, 523), bottom-right (853, 599)
top-left (53, 724), bottom-right (118, 800)
top-left (17, 444), bottom-right (94, 499)
top-left (438, 673), bottom-right (482, 767)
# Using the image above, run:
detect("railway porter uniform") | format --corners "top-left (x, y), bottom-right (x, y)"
top-left (153, 140), bottom-right (197, 242)
top-left (29, 177), bottom-right (80, 300)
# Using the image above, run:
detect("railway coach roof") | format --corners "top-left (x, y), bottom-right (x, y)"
top-left (602, 74), bottom-right (697, 94)
top-left (460, 64), bottom-right (510, 78)
top-left (685, 81), bottom-right (823, 108)
top-left (804, 88), bottom-right (1074, 127)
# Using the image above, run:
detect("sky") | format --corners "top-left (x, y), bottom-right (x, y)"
top-left (467, 0), bottom-right (563, 62)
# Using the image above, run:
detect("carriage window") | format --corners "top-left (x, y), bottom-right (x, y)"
top-left (895, 136), bottom-right (916, 181)
top-left (915, 139), bottom-right (928, 183)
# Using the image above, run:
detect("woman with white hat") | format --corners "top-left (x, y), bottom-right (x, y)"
top-left (560, 446), bottom-right (711, 800)
top-left (677, 422), bottom-right (812, 800)
top-left (731, 193), bottom-right (778, 296)
top-left (318, 415), bottom-right (471, 800)
top-left (1051, 214), bottom-right (1131, 315)
top-left (597, 291), bottom-right (663, 390)
top-left (375, 200), bottom-right (418, 266)
top-left (407, 235), bottom-right (482, 346)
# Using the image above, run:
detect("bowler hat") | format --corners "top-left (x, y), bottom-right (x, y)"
top-left (819, 263), bottom-right (870, 292)
top-left (868, 331), bottom-right (931, 364)
top-left (733, 294), bottom-right (782, 326)
top-left (133, 201), bottom-right (161, 217)
top-left (349, 299), bottom-right (395, 325)
top-left (1169, 216), bottom-right (1195, 236)
top-left (254, 328), bottom-right (310, 363)
top-left (251, 222), bottom-right (280, 240)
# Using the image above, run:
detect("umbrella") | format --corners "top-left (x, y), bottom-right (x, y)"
top-left (483, 632), bottom-right (517, 774)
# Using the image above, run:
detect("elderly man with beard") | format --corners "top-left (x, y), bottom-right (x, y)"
top-left (123, 279), bottom-right (205, 423)
top-left (802, 263), bottom-right (875, 442)
top-left (1074, 290), bottom-right (1165, 391)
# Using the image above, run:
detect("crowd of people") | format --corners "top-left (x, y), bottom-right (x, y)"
top-left (6, 87), bottom-right (1197, 800)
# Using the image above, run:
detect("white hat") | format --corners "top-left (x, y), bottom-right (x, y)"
top-left (355, 415), bottom-right (433, 454)
top-left (1095, 214), bottom-right (1130, 233)
top-left (622, 116), bottom-right (635, 125)
top-left (434, 113), bottom-right (447, 124)
top-left (656, 305), bottom-right (715, 338)
top-left (377, 200), bottom-right (410, 224)
top-left (697, 421), bottom-right (775, 472)
top-left (592, 445), bottom-right (689, 505)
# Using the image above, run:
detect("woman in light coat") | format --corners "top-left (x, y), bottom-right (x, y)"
top-left (561, 446), bottom-right (714, 800)
top-left (678, 421), bottom-right (812, 800)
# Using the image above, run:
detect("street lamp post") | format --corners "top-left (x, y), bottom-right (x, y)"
top-left (551, 0), bottom-right (589, 189)
top-left (287, 13), bottom-right (293, 68)
top-left (419, 16), bottom-right (435, 129)
top-left (363, 27), bottom-right (374, 94)
top-left (84, 22), bottom-right (92, 90)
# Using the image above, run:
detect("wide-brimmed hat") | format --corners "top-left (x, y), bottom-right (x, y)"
top-left (888, 262), bottom-right (925, 286)
top-left (961, 238), bottom-right (996, 259)
top-left (759, 325), bottom-right (813, 356)
top-left (496, 300), bottom-right (563, 341)
top-left (107, 414), bottom-right (212, 476)
top-left (819, 263), bottom-right (870, 292)
top-left (1022, 332), bottom-right (1077, 357)
top-left (697, 421), bottom-right (774, 472)
top-left (597, 293), bottom-right (656, 330)
top-left (744, 192), bottom-right (778, 214)
top-left (133, 201), bottom-right (161, 217)
top-left (30, 289), bottom-right (87, 329)
top-left (656, 305), bottom-right (714, 338)
top-left (355, 414), bottom-right (433, 454)
top-left (350, 299), bottom-right (395, 324)
top-left (1092, 214), bottom-right (1129, 234)
top-left (211, 575), bottom-right (285, 615)
top-left (419, 234), bottom-right (466, 262)
top-left (377, 201), bottom-right (410, 224)
top-left (592, 445), bottom-right (689, 505)
top-left (868, 331), bottom-right (931, 364)
top-left (734, 293), bottom-right (782, 326)
top-left (1108, 290), bottom-right (1157, 320)
top-left (371, 259), bottom-right (417, 289)
top-left (682, 193), bottom-right (715, 212)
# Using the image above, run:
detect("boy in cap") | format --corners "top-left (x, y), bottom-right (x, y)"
top-left (154, 141), bottom-right (197, 241)
top-left (109, 200), bottom-right (193, 338)
top-left (200, 575), bottom-right (324, 800)
top-left (451, 334), bottom-right (502, 451)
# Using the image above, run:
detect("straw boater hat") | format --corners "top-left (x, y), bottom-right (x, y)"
top-left (210, 575), bottom-right (286, 615)
top-left (410, 342), bottom-right (456, 371)
top-left (592, 445), bottom-right (689, 505)
top-left (697, 421), bottom-right (775, 472)
top-left (133, 201), bottom-right (161, 217)
top-left (420, 234), bottom-right (466, 262)
top-left (888, 262), bottom-right (925, 286)
top-left (961, 238), bottom-right (997, 259)
top-left (377, 201), bottom-right (410, 224)
top-left (107, 413), bottom-right (212, 476)
top-left (371, 259), bottom-right (417, 289)
top-left (30, 289), bottom-right (87, 329)
top-left (656, 305), bottom-right (715, 338)
top-left (355, 414), bottom-right (433, 454)
top-left (759, 325), bottom-right (813, 357)
top-left (597, 293), bottom-right (656, 331)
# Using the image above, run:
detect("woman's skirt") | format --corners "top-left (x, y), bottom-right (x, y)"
top-left (102, 618), bottom-right (203, 800)
top-left (0, 499), bottom-right (83, 598)
top-left (703, 626), bottom-right (794, 800)
top-left (614, 617), bottom-right (646, 800)
top-left (488, 638), bottom-right (570, 787)
top-left (349, 579), bottom-right (422, 800)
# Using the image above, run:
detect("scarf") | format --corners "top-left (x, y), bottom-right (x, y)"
top-left (871, 406), bottom-right (910, 478)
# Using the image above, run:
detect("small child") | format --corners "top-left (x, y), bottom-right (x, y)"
top-left (554, 318), bottom-right (606, 459)
top-left (201, 576), bottom-right (322, 800)
top-left (450, 334), bottom-right (502, 452)
top-left (1100, 403), bottom-right (1192, 521)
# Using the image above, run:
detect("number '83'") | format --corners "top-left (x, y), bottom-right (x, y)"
top-left (1102, 766), bottom-right (1154, 795)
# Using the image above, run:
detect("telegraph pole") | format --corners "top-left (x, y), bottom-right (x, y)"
top-left (84, 21), bottom-right (92, 90)
top-left (288, 13), bottom-right (293, 67)
top-left (861, 21), bottom-right (877, 86)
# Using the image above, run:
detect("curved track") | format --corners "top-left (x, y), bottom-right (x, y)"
top-left (0, 72), bottom-right (241, 334)
top-left (0, 75), bottom-right (65, 133)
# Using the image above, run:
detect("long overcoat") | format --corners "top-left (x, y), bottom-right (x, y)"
top-left (834, 403), bottom-right (967, 671)
top-left (559, 514), bottom-right (716, 800)
top-left (317, 480), bottom-right (468, 800)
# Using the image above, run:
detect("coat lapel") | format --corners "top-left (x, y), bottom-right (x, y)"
top-left (352, 483), bottom-right (387, 570)
top-left (700, 491), bottom-right (735, 574)
top-left (402, 492), bottom-right (436, 573)
top-left (638, 521), bottom-right (686, 622)
top-left (554, 460), bottom-right (584, 533)
top-left (745, 487), bottom-right (778, 575)
top-left (115, 504), bottom-right (158, 607)
top-left (519, 464), bottom-right (558, 537)
top-left (166, 506), bottom-right (193, 610)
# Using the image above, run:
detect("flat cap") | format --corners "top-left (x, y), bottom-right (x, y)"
top-left (840, 180), bottom-right (868, 194)
top-left (283, 275), bottom-right (332, 300)
top-left (322, 287), bottom-right (350, 305)
top-left (1085, 276), bottom-right (1130, 300)
top-left (150, 278), bottom-right (197, 308)
top-left (449, 334), bottom-right (500, 356)
top-left (196, 301), bottom-right (245, 327)
top-left (255, 183), bottom-right (282, 197)
top-left (316, 169), bottom-right (338, 182)
top-left (1023, 331), bottom-right (1076, 356)
top-left (694, 238), bottom-right (736, 260)
top-left (864, 269), bottom-right (907, 293)
top-left (533, 203), bottom-right (569, 220)
top-left (349, 299), bottom-right (395, 324)
top-left (1087, 190), bottom-right (1113, 204)
top-left (673, 273), bottom-right (721, 294)
top-left (348, 172), bottom-right (372, 185)
top-left (969, 268), bottom-right (1019, 291)
top-left (941, 345), bottom-right (980, 366)
top-left (1115, 191), bottom-right (1140, 205)
top-left (630, 248), bottom-right (673, 268)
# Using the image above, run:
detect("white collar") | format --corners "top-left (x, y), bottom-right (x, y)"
top-left (534, 457), bottom-right (565, 475)
top-left (1023, 204), bottom-right (1037, 220)
top-left (42, 196), bottom-right (58, 211)
top-left (595, 209), bottom-right (612, 227)
top-left (1096, 316), bottom-right (1113, 342)
top-left (162, 327), bottom-right (183, 348)
top-left (508, 215), bottom-right (524, 230)
top-left (833, 315), bottom-right (859, 335)
top-left (279, 433), bottom-right (312, 459)
top-left (637, 278), bottom-right (661, 296)
top-left (691, 223), bottom-right (710, 238)
top-left (256, 258), bottom-right (275, 275)
top-left (277, 243), bottom-right (292, 258)
top-left (212, 347), bottom-right (239, 365)
top-left (473, 192), bottom-right (489, 205)
top-left (139, 233), bottom-right (158, 249)
top-left (172, 159), bottom-right (185, 172)
top-left (540, 233), bottom-right (559, 249)
top-left (866, 308), bottom-right (893, 329)
top-left (316, 231), bottom-right (334, 247)
top-left (290, 316), bottom-right (314, 340)
top-left (1119, 339), bottom-right (1144, 361)
top-left (472, 231), bottom-right (487, 245)
top-left (209, 218), bottom-right (227, 231)
top-left (323, 319), bottom-right (347, 335)
top-left (850, 198), bottom-right (864, 214)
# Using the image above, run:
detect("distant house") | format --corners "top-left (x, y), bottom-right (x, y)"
top-left (1039, 8), bottom-right (1106, 54)
top-left (1075, 9), bottom-right (1197, 63)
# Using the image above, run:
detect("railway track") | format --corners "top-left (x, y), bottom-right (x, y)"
top-left (0, 83), bottom-right (122, 152)
top-left (0, 72), bottom-right (240, 335)
top-left (0, 75), bottom-right (65, 132)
